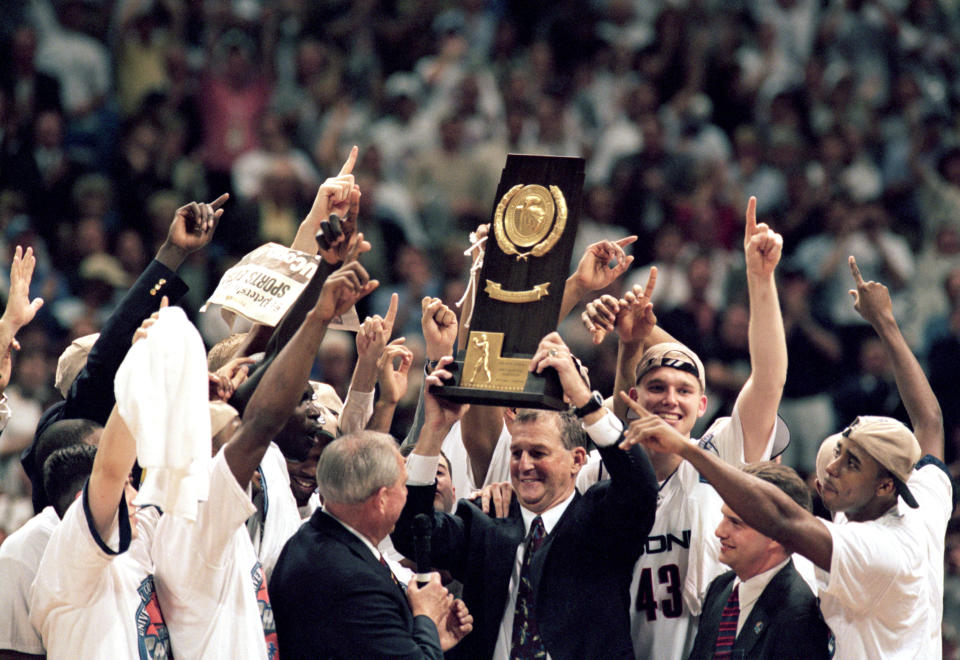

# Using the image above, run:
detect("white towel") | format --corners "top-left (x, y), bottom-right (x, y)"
top-left (115, 306), bottom-right (212, 520)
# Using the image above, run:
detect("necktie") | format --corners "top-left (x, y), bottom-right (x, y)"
top-left (713, 583), bottom-right (740, 658)
top-left (380, 554), bottom-right (404, 592)
top-left (510, 516), bottom-right (547, 660)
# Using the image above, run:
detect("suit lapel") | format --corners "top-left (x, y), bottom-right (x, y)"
top-left (700, 572), bottom-right (736, 652)
top-left (734, 560), bottom-right (796, 656)
top-left (313, 510), bottom-right (406, 597)
top-left (486, 500), bottom-right (526, 625)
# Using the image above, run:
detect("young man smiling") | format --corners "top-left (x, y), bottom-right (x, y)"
top-left (622, 258), bottom-right (952, 659)
top-left (393, 332), bottom-right (658, 660)
top-left (579, 197), bottom-right (790, 660)
top-left (687, 462), bottom-right (830, 659)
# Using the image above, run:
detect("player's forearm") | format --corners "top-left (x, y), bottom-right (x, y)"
top-left (367, 400), bottom-right (397, 433)
top-left (243, 309), bottom-right (329, 435)
top-left (872, 313), bottom-right (943, 458)
top-left (612, 340), bottom-right (643, 419)
top-left (413, 415), bottom-right (451, 458)
top-left (350, 356), bottom-right (379, 393)
top-left (677, 443), bottom-right (800, 540)
top-left (558, 276), bottom-right (585, 321)
top-left (746, 272), bottom-right (787, 393)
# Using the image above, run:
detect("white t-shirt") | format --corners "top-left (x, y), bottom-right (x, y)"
top-left (246, 443), bottom-right (303, 582)
top-left (817, 459), bottom-right (952, 659)
top-left (441, 418), bottom-right (512, 499)
top-left (0, 506), bottom-right (59, 654)
top-left (577, 410), bottom-right (780, 660)
top-left (30, 486), bottom-right (172, 659)
top-left (153, 448), bottom-right (278, 659)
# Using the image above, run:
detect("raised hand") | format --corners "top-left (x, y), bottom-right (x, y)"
top-left (308, 146), bottom-right (362, 263)
top-left (529, 332), bottom-right (590, 404)
top-left (0, 244), bottom-right (42, 390)
top-left (571, 236), bottom-right (637, 293)
top-left (313, 246), bottom-right (379, 322)
top-left (1, 246), bottom-right (44, 332)
top-left (166, 193), bottom-right (229, 257)
top-left (848, 255), bottom-right (894, 327)
top-left (421, 297), bottom-right (458, 361)
top-left (376, 339), bottom-right (413, 405)
top-left (613, 267), bottom-right (658, 345)
top-left (743, 196), bottom-right (783, 279)
top-left (423, 356), bottom-right (468, 429)
top-left (618, 391), bottom-right (689, 454)
top-left (581, 294), bottom-right (621, 344)
top-left (357, 292), bottom-right (399, 361)
top-left (580, 266), bottom-right (657, 345)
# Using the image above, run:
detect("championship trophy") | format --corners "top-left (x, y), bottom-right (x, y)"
top-left (432, 154), bottom-right (584, 410)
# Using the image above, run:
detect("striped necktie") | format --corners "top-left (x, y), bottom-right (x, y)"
top-left (713, 583), bottom-right (740, 658)
top-left (510, 516), bottom-right (547, 660)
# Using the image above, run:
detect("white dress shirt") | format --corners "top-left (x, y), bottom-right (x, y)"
top-left (732, 557), bottom-right (791, 636)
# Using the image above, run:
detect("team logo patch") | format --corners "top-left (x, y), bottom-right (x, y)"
top-left (136, 574), bottom-right (173, 659)
top-left (252, 561), bottom-right (279, 660)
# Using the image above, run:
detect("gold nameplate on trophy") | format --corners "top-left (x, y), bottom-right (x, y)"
top-left (493, 184), bottom-right (567, 261)
top-left (460, 331), bottom-right (531, 391)
top-left (484, 280), bottom-right (550, 303)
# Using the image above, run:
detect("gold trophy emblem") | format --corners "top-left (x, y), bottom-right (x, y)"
top-left (486, 184), bottom-right (567, 304)
top-left (493, 184), bottom-right (567, 261)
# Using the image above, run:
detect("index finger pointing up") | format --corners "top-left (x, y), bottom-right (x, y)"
top-left (848, 255), bottom-right (865, 286)
top-left (338, 145), bottom-right (359, 176)
top-left (208, 193), bottom-right (230, 210)
top-left (745, 196), bottom-right (757, 235)
top-left (384, 292), bottom-right (399, 331)
top-left (643, 265), bottom-right (658, 299)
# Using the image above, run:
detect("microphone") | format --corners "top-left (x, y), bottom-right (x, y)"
top-left (412, 513), bottom-right (433, 587)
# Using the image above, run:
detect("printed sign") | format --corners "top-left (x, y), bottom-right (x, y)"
top-left (201, 243), bottom-right (321, 327)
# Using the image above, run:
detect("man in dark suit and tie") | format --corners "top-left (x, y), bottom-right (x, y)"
top-left (269, 431), bottom-right (474, 659)
top-left (393, 332), bottom-right (659, 660)
top-left (687, 462), bottom-right (830, 659)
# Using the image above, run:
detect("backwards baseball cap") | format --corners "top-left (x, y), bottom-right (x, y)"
top-left (841, 416), bottom-right (921, 508)
top-left (635, 342), bottom-right (706, 392)
top-left (55, 334), bottom-right (99, 398)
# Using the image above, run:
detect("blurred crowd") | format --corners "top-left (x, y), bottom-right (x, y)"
top-left (0, 0), bottom-right (959, 649)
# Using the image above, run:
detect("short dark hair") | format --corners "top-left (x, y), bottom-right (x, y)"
top-left (43, 444), bottom-right (97, 518)
top-left (400, 444), bottom-right (453, 480)
top-left (742, 462), bottom-right (812, 512)
top-left (513, 409), bottom-right (587, 451)
top-left (34, 418), bottom-right (101, 476)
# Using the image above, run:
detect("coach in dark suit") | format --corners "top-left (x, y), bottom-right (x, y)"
top-left (393, 334), bottom-right (658, 660)
top-left (24, 194), bottom-right (228, 511)
top-left (688, 462), bottom-right (830, 660)
top-left (269, 431), bottom-right (473, 659)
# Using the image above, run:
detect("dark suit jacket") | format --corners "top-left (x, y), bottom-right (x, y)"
top-left (269, 509), bottom-right (443, 659)
top-left (688, 559), bottom-right (831, 660)
top-left (25, 259), bottom-right (187, 511)
top-left (392, 443), bottom-right (658, 660)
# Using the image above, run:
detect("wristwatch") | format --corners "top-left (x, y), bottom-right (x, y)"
top-left (573, 390), bottom-right (604, 418)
